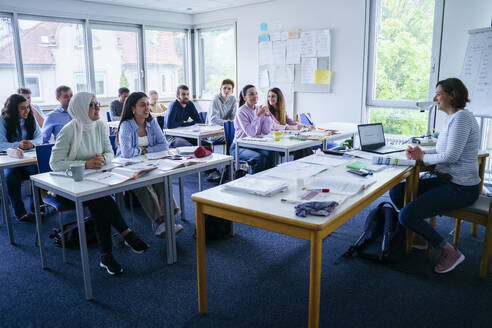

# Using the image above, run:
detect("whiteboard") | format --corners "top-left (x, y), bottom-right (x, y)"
top-left (460, 27), bottom-right (492, 117)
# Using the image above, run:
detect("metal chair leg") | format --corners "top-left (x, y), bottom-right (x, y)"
top-left (58, 212), bottom-right (67, 263)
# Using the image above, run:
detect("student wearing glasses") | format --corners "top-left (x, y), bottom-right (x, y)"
top-left (50, 92), bottom-right (148, 276)
top-left (390, 78), bottom-right (480, 274)
top-left (231, 84), bottom-right (275, 174)
top-left (0, 94), bottom-right (42, 221)
top-left (116, 92), bottom-right (182, 238)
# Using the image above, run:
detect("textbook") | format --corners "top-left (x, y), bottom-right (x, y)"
top-left (85, 162), bottom-right (158, 186)
top-left (50, 163), bottom-right (120, 177)
top-left (175, 146), bottom-right (198, 156)
top-left (346, 160), bottom-right (384, 172)
top-left (307, 176), bottom-right (376, 196)
top-left (154, 158), bottom-right (207, 171)
top-left (222, 175), bottom-right (288, 197)
top-left (145, 150), bottom-right (170, 160)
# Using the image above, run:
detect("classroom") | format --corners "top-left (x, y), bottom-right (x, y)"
top-left (0, 0), bottom-right (491, 327)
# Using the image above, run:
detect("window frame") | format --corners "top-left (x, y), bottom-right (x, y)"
top-left (365, 0), bottom-right (444, 111)
top-left (24, 73), bottom-right (41, 100)
top-left (195, 21), bottom-right (237, 100)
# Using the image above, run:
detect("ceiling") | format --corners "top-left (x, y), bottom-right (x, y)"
top-left (78, 0), bottom-right (274, 14)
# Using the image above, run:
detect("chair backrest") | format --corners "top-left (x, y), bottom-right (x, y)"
top-left (478, 152), bottom-right (489, 193)
top-left (223, 121), bottom-right (235, 155)
top-left (106, 111), bottom-right (111, 122)
top-left (35, 144), bottom-right (55, 174)
top-left (109, 135), bottom-right (117, 155)
top-left (199, 112), bottom-right (207, 124)
top-left (300, 113), bottom-right (313, 126)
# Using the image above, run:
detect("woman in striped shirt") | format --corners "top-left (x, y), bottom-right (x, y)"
top-left (390, 78), bottom-right (480, 274)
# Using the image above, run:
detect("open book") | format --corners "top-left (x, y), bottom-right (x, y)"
top-left (145, 150), bottom-right (170, 160)
top-left (85, 162), bottom-right (158, 186)
top-left (50, 163), bottom-right (120, 177)
top-left (154, 158), bottom-right (207, 171)
top-left (307, 176), bottom-right (376, 196)
top-left (222, 176), bottom-right (288, 196)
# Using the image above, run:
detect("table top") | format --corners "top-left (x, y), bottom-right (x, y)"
top-left (31, 153), bottom-right (232, 198)
top-left (0, 152), bottom-right (37, 169)
top-left (192, 155), bottom-right (411, 230)
top-left (163, 124), bottom-right (224, 138)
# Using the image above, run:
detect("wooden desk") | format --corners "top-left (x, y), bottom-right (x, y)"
top-left (192, 159), bottom-right (412, 327)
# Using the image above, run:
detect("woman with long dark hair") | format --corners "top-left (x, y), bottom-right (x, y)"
top-left (50, 92), bottom-right (148, 275)
top-left (231, 84), bottom-right (275, 173)
top-left (0, 94), bottom-right (42, 221)
top-left (116, 92), bottom-right (181, 237)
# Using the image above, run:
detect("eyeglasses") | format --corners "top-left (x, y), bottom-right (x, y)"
top-left (89, 102), bottom-right (100, 109)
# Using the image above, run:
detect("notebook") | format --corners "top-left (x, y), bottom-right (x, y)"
top-left (357, 123), bottom-right (406, 154)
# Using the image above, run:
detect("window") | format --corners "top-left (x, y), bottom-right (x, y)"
top-left (366, 0), bottom-right (443, 136)
top-left (25, 75), bottom-right (40, 98)
top-left (0, 17), bottom-right (19, 102)
top-left (91, 27), bottom-right (141, 98)
top-left (198, 25), bottom-right (236, 98)
top-left (18, 19), bottom-right (87, 106)
top-left (75, 72), bottom-right (104, 95)
top-left (144, 29), bottom-right (186, 98)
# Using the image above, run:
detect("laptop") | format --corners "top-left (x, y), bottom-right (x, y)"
top-left (357, 123), bottom-right (406, 154)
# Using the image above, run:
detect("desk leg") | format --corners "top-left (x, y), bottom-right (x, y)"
top-left (198, 137), bottom-right (202, 191)
top-left (179, 177), bottom-right (186, 222)
top-left (285, 150), bottom-right (289, 163)
top-left (33, 184), bottom-right (46, 268)
top-left (235, 144), bottom-right (239, 171)
top-left (229, 162), bottom-right (235, 236)
top-left (196, 203), bottom-right (207, 314)
top-left (308, 231), bottom-right (322, 328)
top-left (0, 168), bottom-right (14, 244)
top-left (164, 177), bottom-right (177, 264)
top-left (76, 200), bottom-right (93, 300)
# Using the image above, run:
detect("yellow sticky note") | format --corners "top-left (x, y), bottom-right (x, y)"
top-left (315, 70), bottom-right (331, 84)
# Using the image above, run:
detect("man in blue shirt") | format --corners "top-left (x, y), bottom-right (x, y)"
top-left (109, 87), bottom-right (129, 121)
top-left (42, 85), bottom-right (73, 143)
top-left (165, 84), bottom-right (203, 147)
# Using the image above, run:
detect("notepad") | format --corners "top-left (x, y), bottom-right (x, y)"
top-left (223, 176), bottom-right (288, 196)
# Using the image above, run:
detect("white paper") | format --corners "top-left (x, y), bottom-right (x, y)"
top-left (316, 29), bottom-right (331, 57)
top-left (270, 31), bottom-right (281, 41)
top-left (259, 41), bottom-right (273, 65)
top-left (270, 65), bottom-right (294, 83)
top-left (308, 176), bottom-right (376, 196)
top-left (286, 39), bottom-right (301, 64)
top-left (272, 41), bottom-right (286, 64)
top-left (264, 161), bottom-right (328, 180)
top-left (260, 69), bottom-right (270, 88)
top-left (280, 31), bottom-right (289, 41)
top-left (145, 150), bottom-right (170, 160)
top-left (301, 57), bottom-right (317, 84)
top-left (299, 154), bottom-right (348, 167)
top-left (300, 31), bottom-right (316, 57)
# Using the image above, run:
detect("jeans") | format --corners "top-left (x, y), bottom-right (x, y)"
top-left (56, 195), bottom-right (129, 254)
top-left (390, 177), bottom-right (480, 248)
top-left (230, 143), bottom-right (275, 174)
top-left (5, 164), bottom-right (38, 218)
top-left (167, 136), bottom-right (193, 148)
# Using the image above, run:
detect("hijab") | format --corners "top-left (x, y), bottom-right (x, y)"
top-left (67, 92), bottom-right (97, 160)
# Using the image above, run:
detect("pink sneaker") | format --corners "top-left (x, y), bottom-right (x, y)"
top-left (412, 233), bottom-right (429, 250)
top-left (434, 246), bottom-right (465, 274)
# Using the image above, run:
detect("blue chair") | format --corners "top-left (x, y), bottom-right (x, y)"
top-left (109, 135), bottom-right (117, 155)
top-left (223, 121), bottom-right (235, 155)
top-left (106, 111), bottom-right (111, 122)
top-left (300, 112), bottom-right (313, 126)
top-left (35, 144), bottom-right (74, 263)
top-left (199, 112), bottom-right (207, 123)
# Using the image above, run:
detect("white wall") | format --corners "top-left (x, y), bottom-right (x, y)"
top-left (193, 0), bottom-right (367, 124)
top-left (0, 0), bottom-right (192, 27)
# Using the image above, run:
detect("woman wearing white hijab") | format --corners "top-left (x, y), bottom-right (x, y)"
top-left (50, 92), bottom-right (148, 275)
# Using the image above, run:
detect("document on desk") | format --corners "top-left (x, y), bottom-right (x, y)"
top-left (264, 161), bottom-right (328, 180)
top-left (222, 176), bottom-right (288, 197)
top-left (307, 176), bottom-right (376, 196)
top-left (298, 154), bottom-right (347, 167)
top-left (145, 150), bottom-right (170, 160)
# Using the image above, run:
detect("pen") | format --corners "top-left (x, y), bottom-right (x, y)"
top-left (306, 188), bottom-right (330, 193)
top-left (281, 198), bottom-right (302, 204)
top-left (311, 168), bottom-right (328, 177)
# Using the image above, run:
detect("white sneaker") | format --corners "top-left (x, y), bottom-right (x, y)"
top-left (154, 223), bottom-right (184, 238)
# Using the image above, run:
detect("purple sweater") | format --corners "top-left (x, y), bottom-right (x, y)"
top-left (270, 113), bottom-right (297, 131)
top-left (234, 104), bottom-right (272, 139)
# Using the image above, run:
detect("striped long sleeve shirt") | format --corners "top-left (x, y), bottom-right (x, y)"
top-left (423, 109), bottom-right (480, 186)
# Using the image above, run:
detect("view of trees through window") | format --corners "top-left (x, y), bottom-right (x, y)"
top-left (369, 0), bottom-right (435, 136)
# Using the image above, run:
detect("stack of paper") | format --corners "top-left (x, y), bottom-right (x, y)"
top-left (307, 176), bottom-right (376, 196)
top-left (264, 161), bottom-right (328, 180)
top-left (299, 154), bottom-right (347, 167)
top-left (175, 146), bottom-right (197, 155)
top-left (223, 176), bottom-right (288, 196)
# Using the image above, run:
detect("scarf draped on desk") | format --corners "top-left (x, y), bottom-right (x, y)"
top-left (295, 201), bottom-right (339, 217)
top-left (67, 92), bottom-right (97, 161)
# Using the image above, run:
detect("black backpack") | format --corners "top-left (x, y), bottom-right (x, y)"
top-left (344, 201), bottom-right (404, 262)
top-left (49, 218), bottom-right (98, 249)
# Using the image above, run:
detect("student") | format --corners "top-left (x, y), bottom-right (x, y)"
top-left (0, 94), bottom-right (42, 221)
top-left (267, 87), bottom-right (313, 159)
top-left (231, 84), bottom-right (275, 174)
top-left (50, 92), bottom-right (148, 275)
top-left (42, 85), bottom-right (73, 143)
top-left (390, 78), bottom-right (480, 274)
top-left (116, 92), bottom-right (182, 237)
top-left (149, 90), bottom-right (167, 129)
top-left (206, 79), bottom-right (237, 182)
top-left (165, 84), bottom-right (203, 147)
top-left (109, 87), bottom-right (130, 122)
top-left (17, 87), bottom-right (46, 127)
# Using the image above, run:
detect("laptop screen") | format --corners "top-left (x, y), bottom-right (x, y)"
top-left (358, 123), bottom-right (385, 148)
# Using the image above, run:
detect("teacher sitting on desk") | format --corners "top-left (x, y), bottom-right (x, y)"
top-left (231, 84), bottom-right (275, 174)
top-left (50, 92), bottom-right (148, 276)
top-left (390, 78), bottom-right (480, 274)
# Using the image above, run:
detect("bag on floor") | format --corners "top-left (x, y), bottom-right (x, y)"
top-left (343, 201), bottom-right (404, 262)
top-left (193, 215), bottom-right (232, 241)
top-left (49, 217), bottom-right (98, 249)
